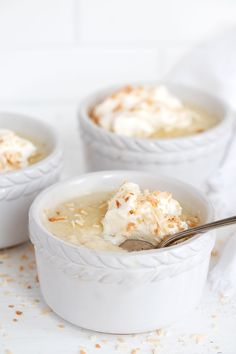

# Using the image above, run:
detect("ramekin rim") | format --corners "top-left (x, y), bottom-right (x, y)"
top-left (29, 170), bottom-right (214, 258)
top-left (0, 111), bottom-right (63, 181)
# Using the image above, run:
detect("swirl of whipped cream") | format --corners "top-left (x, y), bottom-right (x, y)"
top-left (102, 182), bottom-right (189, 246)
top-left (0, 129), bottom-right (37, 173)
top-left (91, 85), bottom-right (203, 138)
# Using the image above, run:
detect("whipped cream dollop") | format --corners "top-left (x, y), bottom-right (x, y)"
top-left (102, 182), bottom-right (189, 246)
top-left (91, 85), bottom-right (204, 138)
top-left (0, 129), bottom-right (37, 172)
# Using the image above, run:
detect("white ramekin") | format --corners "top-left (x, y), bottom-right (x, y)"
top-left (78, 83), bottom-right (233, 190)
top-left (0, 112), bottom-right (63, 249)
top-left (29, 170), bottom-right (215, 334)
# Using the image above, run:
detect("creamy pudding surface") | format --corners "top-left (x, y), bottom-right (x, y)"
top-left (45, 182), bottom-right (199, 252)
top-left (90, 85), bottom-right (218, 139)
top-left (0, 129), bottom-right (45, 173)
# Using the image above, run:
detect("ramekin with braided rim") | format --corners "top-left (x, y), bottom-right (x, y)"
top-left (29, 170), bottom-right (214, 333)
top-left (78, 83), bottom-right (233, 190)
top-left (0, 112), bottom-right (63, 248)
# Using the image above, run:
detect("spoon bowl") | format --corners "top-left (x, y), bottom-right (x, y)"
top-left (120, 215), bottom-right (236, 251)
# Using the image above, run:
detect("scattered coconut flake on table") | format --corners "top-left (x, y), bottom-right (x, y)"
top-left (0, 241), bottom-right (236, 354)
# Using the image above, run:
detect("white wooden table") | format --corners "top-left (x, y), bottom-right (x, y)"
top-left (0, 103), bottom-right (235, 354)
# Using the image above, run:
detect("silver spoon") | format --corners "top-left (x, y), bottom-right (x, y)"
top-left (120, 215), bottom-right (236, 252)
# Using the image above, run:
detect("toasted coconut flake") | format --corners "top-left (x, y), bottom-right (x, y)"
top-left (127, 222), bottom-right (136, 232)
top-left (211, 249), bottom-right (219, 257)
top-left (190, 333), bottom-right (206, 344)
top-left (0, 253), bottom-right (9, 260)
top-left (121, 85), bottom-right (133, 94)
top-left (48, 216), bottom-right (67, 222)
top-left (154, 227), bottom-right (160, 235)
top-left (80, 209), bottom-right (88, 216)
top-left (156, 328), bottom-right (166, 337)
top-left (4, 350), bottom-right (13, 354)
top-left (58, 324), bottom-right (65, 329)
top-left (113, 103), bottom-right (123, 112)
top-left (115, 200), bottom-right (121, 208)
top-left (75, 219), bottom-right (84, 226)
top-left (147, 196), bottom-right (158, 208)
top-left (41, 307), bottom-right (52, 315)
top-left (146, 98), bottom-right (154, 105)
top-left (129, 106), bottom-right (139, 112)
top-left (90, 108), bottom-right (100, 124)
top-left (131, 349), bottom-right (140, 354)
top-left (15, 310), bottom-right (23, 316)
top-left (21, 254), bottom-right (29, 260)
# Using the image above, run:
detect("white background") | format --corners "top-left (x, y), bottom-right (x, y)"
top-left (0, 0), bottom-right (235, 104)
top-left (0, 1), bottom-right (236, 353)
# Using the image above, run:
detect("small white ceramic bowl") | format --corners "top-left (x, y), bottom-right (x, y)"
top-left (0, 112), bottom-right (63, 249)
top-left (79, 83), bottom-right (233, 189)
top-left (29, 170), bottom-right (214, 334)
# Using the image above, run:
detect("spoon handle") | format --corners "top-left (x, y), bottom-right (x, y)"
top-left (158, 215), bottom-right (236, 248)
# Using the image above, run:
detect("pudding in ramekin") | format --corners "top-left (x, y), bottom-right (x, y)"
top-left (29, 171), bottom-right (214, 334)
top-left (0, 129), bottom-right (45, 173)
top-left (0, 112), bottom-right (63, 248)
top-left (44, 181), bottom-right (199, 252)
top-left (79, 83), bottom-right (233, 189)
top-left (90, 85), bottom-right (218, 139)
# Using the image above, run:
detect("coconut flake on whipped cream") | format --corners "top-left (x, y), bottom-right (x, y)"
top-left (90, 85), bottom-right (217, 138)
top-left (102, 182), bottom-right (191, 246)
top-left (0, 129), bottom-right (37, 172)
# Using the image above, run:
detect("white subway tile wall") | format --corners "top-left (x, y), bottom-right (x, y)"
top-left (79, 0), bottom-right (236, 43)
top-left (0, 0), bottom-right (75, 48)
top-left (0, 0), bottom-right (235, 103)
top-left (0, 47), bottom-right (162, 102)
